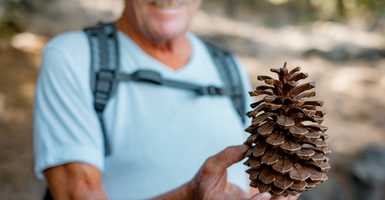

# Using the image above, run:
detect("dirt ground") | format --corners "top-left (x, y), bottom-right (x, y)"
top-left (1, 11), bottom-right (385, 200)
top-left (0, 40), bottom-right (43, 199)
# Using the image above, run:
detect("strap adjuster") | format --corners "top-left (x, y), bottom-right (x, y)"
top-left (197, 85), bottom-right (225, 96)
top-left (96, 69), bottom-right (115, 81)
top-left (94, 69), bottom-right (116, 112)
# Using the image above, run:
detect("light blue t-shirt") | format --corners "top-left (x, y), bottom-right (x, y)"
top-left (34, 30), bottom-right (252, 199)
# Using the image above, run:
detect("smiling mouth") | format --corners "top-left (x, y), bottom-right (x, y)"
top-left (145, 0), bottom-right (189, 9)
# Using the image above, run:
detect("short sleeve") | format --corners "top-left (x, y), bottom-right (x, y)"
top-left (33, 45), bottom-right (104, 179)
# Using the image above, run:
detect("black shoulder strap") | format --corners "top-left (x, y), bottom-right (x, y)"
top-left (204, 41), bottom-right (246, 124)
top-left (84, 22), bottom-right (120, 156)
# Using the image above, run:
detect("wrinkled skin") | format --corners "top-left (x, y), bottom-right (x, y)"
top-left (188, 145), bottom-right (300, 200)
top-left (123, 0), bottom-right (202, 43)
top-left (116, 0), bottom-right (202, 69)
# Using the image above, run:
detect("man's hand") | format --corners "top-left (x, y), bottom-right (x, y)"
top-left (189, 145), bottom-right (300, 200)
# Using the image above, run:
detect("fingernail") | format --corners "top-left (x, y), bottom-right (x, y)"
top-left (260, 192), bottom-right (272, 199)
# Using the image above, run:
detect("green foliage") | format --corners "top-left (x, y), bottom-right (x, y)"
top-left (0, 20), bottom-right (21, 39)
top-left (356, 0), bottom-right (385, 17)
top-left (0, 0), bottom-right (26, 38)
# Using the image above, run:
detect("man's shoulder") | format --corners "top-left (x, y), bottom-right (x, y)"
top-left (42, 31), bottom-right (91, 71)
top-left (45, 31), bottom-right (88, 54)
top-left (41, 31), bottom-right (91, 79)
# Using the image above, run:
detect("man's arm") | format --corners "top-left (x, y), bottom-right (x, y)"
top-left (45, 162), bottom-right (195, 200)
top-left (44, 163), bottom-right (108, 200)
top-left (45, 146), bottom-right (299, 200)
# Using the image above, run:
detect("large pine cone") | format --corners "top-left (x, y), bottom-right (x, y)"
top-left (243, 63), bottom-right (331, 196)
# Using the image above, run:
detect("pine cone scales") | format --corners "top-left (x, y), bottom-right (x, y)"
top-left (243, 63), bottom-right (330, 196)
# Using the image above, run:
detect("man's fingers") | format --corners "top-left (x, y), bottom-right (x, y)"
top-left (271, 197), bottom-right (286, 200)
top-left (249, 192), bottom-right (272, 200)
top-left (210, 145), bottom-right (249, 169)
top-left (226, 183), bottom-right (248, 199)
top-left (271, 194), bottom-right (300, 200)
top-left (289, 194), bottom-right (300, 200)
top-left (248, 193), bottom-right (299, 200)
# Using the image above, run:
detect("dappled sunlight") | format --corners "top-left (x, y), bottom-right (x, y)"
top-left (11, 32), bottom-right (46, 54)
top-left (193, 11), bottom-right (385, 58)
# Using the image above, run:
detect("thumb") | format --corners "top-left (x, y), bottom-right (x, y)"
top-left (249, 192), bottom-right (272, 200)
top-left (211, 145), bottom-right (249, 169)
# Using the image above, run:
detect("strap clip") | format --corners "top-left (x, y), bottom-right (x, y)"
top-left (131, 70), bottom-right (163, 85)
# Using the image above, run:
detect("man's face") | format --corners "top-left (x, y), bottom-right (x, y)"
top-left (126, 0), bottom-right (201, 43)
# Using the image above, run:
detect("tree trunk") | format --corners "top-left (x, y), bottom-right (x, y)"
top-left (337, 0), bottom-right (346, 19)
top-left (224, 0), bottom-right (238, 18)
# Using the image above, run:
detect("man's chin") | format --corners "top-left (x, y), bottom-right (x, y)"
top-left (148, 33), bottom-right (183, 44)
top-left (146, 26), bottom-right (188, 43)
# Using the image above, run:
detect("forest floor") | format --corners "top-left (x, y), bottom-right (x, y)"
top-left (1, 10), bottom-right (385, 200)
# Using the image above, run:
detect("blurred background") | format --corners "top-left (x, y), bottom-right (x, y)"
top-left (1, 0), bottom-right (385, 199)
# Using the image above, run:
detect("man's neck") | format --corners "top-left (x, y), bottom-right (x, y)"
top-left (115, 19), bottom-right (192, 70)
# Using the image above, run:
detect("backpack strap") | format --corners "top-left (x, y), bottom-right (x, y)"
top-left (204, 41), bottom-right (247, 124)
top-left (84, 22), bottom-right (120, 156)
top-left (115, 69), bottom-right (228, 96)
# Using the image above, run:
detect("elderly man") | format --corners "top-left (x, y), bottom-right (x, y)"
top-left (34, 0), bottom-right (298, 199)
